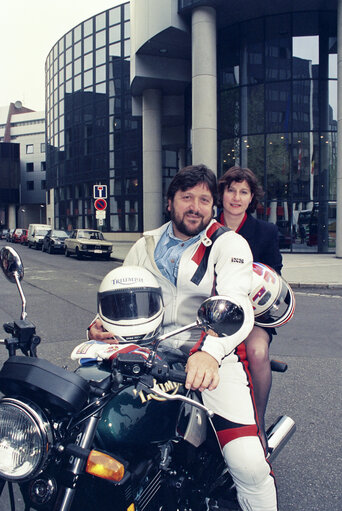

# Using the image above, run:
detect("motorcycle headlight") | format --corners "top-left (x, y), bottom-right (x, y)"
top-left (0, 398), bottom-right (53, 481)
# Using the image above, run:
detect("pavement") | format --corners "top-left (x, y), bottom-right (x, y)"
top-left (111, 241), bottom-right (342, 289)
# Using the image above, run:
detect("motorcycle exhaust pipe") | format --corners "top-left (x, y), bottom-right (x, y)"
top-left (266, 415), bottom-right (296, 463)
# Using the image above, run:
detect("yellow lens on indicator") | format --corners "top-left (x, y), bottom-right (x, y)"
top-left (86, 450), bottom-right (125, 482)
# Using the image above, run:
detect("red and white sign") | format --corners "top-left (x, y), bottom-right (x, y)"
top-left (94, 198), bottom-right (107, 211)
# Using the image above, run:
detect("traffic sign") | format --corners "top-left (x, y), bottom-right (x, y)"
top-left (93, 185), bottom-right (107, 199)
top-left (96, 210), bottom-right (106, 219)
top-left (94, 198), bottom-right (107, 210)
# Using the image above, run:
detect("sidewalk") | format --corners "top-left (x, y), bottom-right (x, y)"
top-left (281, 253), bottom-right (342, 288)
top-left (111, 241), bottom-right (342, 288)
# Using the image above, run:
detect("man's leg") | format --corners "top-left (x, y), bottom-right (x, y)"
top-left (201, 350), bottom-right (277, 511)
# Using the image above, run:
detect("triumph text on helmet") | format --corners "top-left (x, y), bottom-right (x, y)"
top-left (249, 262), bottom-right (295, 328)
top-left (97, 265), bottom-right (165, 343)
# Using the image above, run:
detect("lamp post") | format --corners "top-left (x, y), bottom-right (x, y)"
top-left (40, 205), bottom-right (45, 223)
top-left (21, 209), bottom-right (26, 228)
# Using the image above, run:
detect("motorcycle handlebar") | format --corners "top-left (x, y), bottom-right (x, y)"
top-left (162, 368), bottom-right (187, 385)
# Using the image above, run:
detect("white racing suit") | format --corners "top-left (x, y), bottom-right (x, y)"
top-left (122, 220), bottom-right (278, 511)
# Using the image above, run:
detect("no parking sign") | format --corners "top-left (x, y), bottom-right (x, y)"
top-left (94, 198), bottom-right (107, 211)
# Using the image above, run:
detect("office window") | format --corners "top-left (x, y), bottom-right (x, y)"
top-left (41, 143), bottom-right (46, 152)
top-left (41, 180), bottom-right (46, 190)
top-left (26, 162), bottom-right (34, 172)
top-left (41, 161), bottom-right (46, 171)
top-left (26, 144), bottom-right (34, 154)
top-left (27, 181), bottom-right (34, 190)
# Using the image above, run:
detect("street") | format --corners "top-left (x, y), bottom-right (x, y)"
top-left (0, 240), bottom-right (341, 510)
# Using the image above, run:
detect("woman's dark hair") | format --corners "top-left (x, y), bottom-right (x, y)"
top-left (167, 164), bottom-right (218, 206)
top-left (217, 166), bottom-right (264, 213)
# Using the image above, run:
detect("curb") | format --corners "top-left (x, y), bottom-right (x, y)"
top-left (289, 282), bottom-right (342, 289)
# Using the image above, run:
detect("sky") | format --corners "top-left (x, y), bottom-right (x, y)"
top-left (1, 0), bottom-right (125, 112)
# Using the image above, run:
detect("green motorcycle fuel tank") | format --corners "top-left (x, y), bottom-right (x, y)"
top-left (76, 363), bottom-right (187, 450)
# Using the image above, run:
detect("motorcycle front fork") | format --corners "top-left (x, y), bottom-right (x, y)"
top-left (53, 411), bottom-right (102, 511)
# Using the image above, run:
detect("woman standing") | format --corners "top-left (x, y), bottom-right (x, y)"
top-left (217, 166), bottom-right (282, 451)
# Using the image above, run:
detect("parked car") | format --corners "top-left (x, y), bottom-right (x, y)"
top-left (12, 228), bottom-right (25, 243)
top-left (64, 229), bottom-right (113, 259)
top-left (6, 229), bottom-right (15, 242)
top-left (42, 229), bottom-right (69, 254)
top-left (19, 229), bottom-right (28, 245)
top-left (0, 229), bottom-right (9, 240)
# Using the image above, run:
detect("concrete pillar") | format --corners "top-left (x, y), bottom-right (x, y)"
top-left (191, 6), bottom-right (217, 173)
top-left (8, 205), bottom-right (16, 229)
top-left (142, 89), bottom-right (163, 230)
top-left (337, 0), bottom-right (342, 257)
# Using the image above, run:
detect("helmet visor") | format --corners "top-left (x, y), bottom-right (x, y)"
top-left (99, 288), bottom-right (163, 322)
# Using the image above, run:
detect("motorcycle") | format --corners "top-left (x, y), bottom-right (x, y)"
top-left (0, 246), bottom-right (296, 511)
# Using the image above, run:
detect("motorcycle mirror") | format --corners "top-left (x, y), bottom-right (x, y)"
top-left (0, 246), bottom-right (24, 283)
top-left (197, 296), bottom-right (245, 337)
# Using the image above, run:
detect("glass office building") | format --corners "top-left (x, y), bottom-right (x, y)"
top-left (46, 0), bottom-right (339, 252)
top-left (45, 2), bottom-right (142, 233)
top-left (216, 10), bottom-right (337, 253)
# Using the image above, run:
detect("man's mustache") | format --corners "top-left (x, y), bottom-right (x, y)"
top-left (185, 209), bottom-right (203, 218)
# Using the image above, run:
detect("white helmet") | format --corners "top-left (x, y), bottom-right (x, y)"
top-left (98, 266), bottom-right (164, 343)
top-left (249, 262), bottom-right (295, 328)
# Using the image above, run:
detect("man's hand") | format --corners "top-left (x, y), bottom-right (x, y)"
top-left (185, 351), bottom-right (219, 392)
top-left (89, 319), bottom-right (118, 344)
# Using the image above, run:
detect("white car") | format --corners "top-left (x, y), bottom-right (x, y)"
top-left (64, 229), bottom-right (113, 259)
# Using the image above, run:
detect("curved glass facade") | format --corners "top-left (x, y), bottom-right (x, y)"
top-left (45, 2), bottom-right (143, 232)
top-left (218, 11), bottom-right (337, 252)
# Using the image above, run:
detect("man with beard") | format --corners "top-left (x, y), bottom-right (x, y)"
top-left (88, 164), bottom-right (278, 511)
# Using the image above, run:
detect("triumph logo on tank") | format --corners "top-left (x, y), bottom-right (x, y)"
top-left (133, 379), bottom-right (181, 403)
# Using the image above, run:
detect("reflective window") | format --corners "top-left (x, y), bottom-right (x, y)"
top-left (84, 52), bottom-right (93, 70)
top-left (240, 18), bottom-right (264, 85)
top-left (124, 4), bottom-right (130, 20)
top-left (96, 30), bottom-right (106, 48)
top-left (124, 21), bottom-right (130, 39)
top-left (293, 36), bottom-right (319, 79)
top-left (243, 84), bottom-right (264, 134)
top-left (96, 64), bottom-right (106, 83)
top-left (109, 8), bottom-right (121, 26)
top-left (217, 11), bottom-right (337, 252)
top-left (66, 47), bottom-right (72, 65)
top-left (74, 58), bottom-right (82, 75)
top-left (124, 40), bottom-right (130, 57)
top-left (110, 25), bottom-right (121, 42)
top-left (84, 70), bottom-right (93, 88)
top-left (74, 25), bottom-right (82, 42)
top-left (96, 82), bottom-right (106, 93)
top-left (65, 31), bottom-right (72, 48)
top-left (84, 19), bottom-right (93, 37)
top-left (265, 15), bottom-right (291, 81)
top-left (74, 74), bottom-right (82, 92)
top-left (96, 47), bottom-right (106, 65)
top-left (74, 41), bottom-right (82, 59)
top-left (109, 42), bottom-right (121, 57)
top-left (96, 12), bottom-right (106, 31)
top-left (84, 35), bottom-right (93, 54)
top-left (65, 63), bottom-right (72, 81)
top-left (265, 82), bottom-right (291, 133)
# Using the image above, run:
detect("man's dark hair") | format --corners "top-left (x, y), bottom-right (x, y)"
top-left (217, 166), bottom-right (264, 213)
top-left (167, 164), bottom-right (218, 205)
